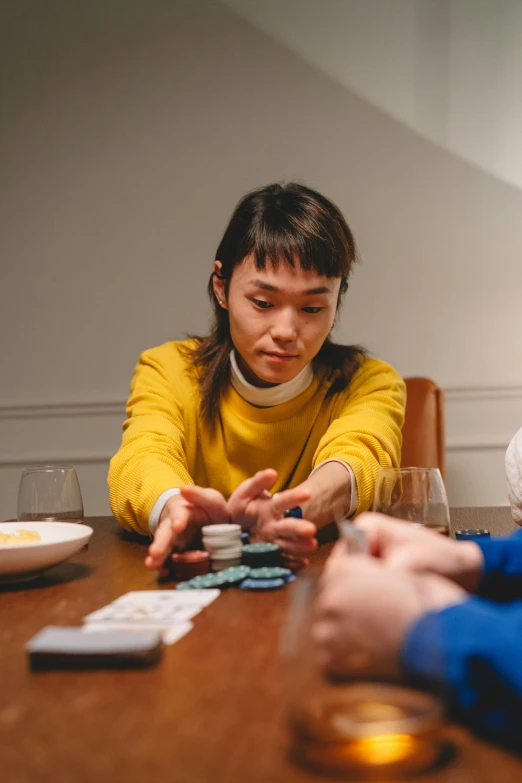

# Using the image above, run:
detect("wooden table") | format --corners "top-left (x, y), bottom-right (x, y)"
top-left (1, 508), bottom-right (520, 783)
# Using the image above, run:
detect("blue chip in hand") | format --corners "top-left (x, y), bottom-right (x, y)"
top-left (284, 506), bottom-right (303, 519)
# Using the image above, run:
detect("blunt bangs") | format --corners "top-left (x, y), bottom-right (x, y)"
top-left (216, 183), bottom-right (357, 286)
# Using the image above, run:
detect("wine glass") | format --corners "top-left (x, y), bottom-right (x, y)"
top-left (17, 465), bottom-right (84, 523)
top-left (372, 467), bottom-right (450, 534)
top-left (279, 571), bottom-right (445, 775)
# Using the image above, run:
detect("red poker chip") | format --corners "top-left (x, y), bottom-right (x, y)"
top-left (171, 550), bottom-right (210, 581)
top-left (171, 550), bottom-right (210, 564)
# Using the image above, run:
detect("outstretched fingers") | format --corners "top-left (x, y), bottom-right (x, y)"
top-left (228, 470), bottom-right (278, 510)
top-left (270, 517), bottom-right (318, 555)
top-left (180, 485), bottom-right (229, 524)
top-left (146, 508), bottom-right (190, 570)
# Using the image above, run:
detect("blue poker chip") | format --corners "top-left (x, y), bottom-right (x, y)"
top-left (284, 574), bottom-right (297, 583)
top-left (241, 531), bottom-right (250, 544)
top-left (455, 529), bottom-right (490, 541)
top-left (284, 506), bottom-right (303, 519)
top-left (239, 577), bottom-right (285, 591)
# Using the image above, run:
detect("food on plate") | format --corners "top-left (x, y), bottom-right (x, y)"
top-left (0, 529), bottom-right (42, 546)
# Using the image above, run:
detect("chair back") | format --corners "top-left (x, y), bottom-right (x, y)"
top-left (401, 377), bottom-right (445, 478)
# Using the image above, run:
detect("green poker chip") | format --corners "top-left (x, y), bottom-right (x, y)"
top-left (190, 573), bottom-right (228, 588)
top-left (176, 573), bottom-right (228, 590)
top-left (175, 581), bottom-right (198, 590)
top-left (249, 567), bottom-right (292, 580)
top-left (242, 543), bottom-right (280, 554)
top-left (218, 565), bottom-right (251, 585)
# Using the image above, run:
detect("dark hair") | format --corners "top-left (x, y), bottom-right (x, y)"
top-left (183, 183), bottom-right (365, 423)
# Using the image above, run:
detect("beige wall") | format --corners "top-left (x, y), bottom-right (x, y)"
top-left (1, 0), bottom-right (520, 520)
top-left (225, 0), bottom-right (522, 191)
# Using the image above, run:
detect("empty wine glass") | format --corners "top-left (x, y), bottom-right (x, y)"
top-left (17, 465), bottom-right (84, 523)
top-left (372, 467), bottom-right (449, 534)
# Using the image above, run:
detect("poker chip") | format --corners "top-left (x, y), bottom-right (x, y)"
top-left (284, 574), bottom-right (297, 583)
top-left (248, 567), bottom-right (292, 580)
top-left (211, 559), bottom-right (242, 572)
top-left (455, 529), bottom-right (491, 541)
top-left (170, 550), bottom-right (210, 581)
top-left (189, 573), bottom-right (228, 588)
top-left (172, 551), bottom-right (210, 563)
top-left (218, 565), bottom-right (251, 585)
top-left (201, 524), bottom-right (241, 536)
top-left (240, 577), bottom-right (285, 591)
top-left (175, 572), bottom-right (228, 590)
top-left (242, 542), bottom-right (282, 568)
top-left (202, 524), bottom-right (243, 571)
top-left (242, 543), bottom-right (280, 554)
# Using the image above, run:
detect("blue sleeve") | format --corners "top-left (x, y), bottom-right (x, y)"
top-left (475, 529), bottom-right (522, 600)
top-left (403, 597), bottom-right (522, 744)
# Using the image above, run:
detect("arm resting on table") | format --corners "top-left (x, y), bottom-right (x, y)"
top-left (403, 597), bottom-right (522, 745)
top-left (301, 359), bottom-right (405, 526)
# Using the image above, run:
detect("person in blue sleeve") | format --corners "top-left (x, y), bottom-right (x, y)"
top-left (313, 513), bottom-right (522, 746)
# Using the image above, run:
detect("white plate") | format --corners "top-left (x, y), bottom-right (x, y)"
top-left (0, 521), bottom-right (93, 582)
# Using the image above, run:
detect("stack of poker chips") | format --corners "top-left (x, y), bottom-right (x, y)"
top-left (170, 550), bottom-right (210, 581)
top-left (176, 564), bottom-right (295, 591)
top-left (202, 524), bottom-right (243, 571)
top-left (241, 542), bottom-right (283, 568)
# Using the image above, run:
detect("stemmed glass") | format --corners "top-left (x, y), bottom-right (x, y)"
top-left (17, 465), bottom-right (84, 523)
top-left (372, 468), bottom-right (450, 534)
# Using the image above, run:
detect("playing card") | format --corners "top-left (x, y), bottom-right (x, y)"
top-left (112, 590), bottom-right (221, 608)
top-left (82, 589), bottom-right (221, 627)
top-left (83, 603), bottom-right (199, 624)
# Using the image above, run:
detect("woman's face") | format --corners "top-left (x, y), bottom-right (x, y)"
top-left (213, 256), bottom-right (341, 387)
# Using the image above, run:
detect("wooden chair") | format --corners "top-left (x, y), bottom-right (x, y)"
top-left (401, 377), bottom-right (445, 478)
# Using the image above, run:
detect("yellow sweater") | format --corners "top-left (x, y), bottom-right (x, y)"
top-left (108, 340), bottom-right (406, 535)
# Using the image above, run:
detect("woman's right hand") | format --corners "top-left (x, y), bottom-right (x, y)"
top-left (145, 486), bottom-right (229, 572)
top-left (227, 469), bottom-right (317, 556)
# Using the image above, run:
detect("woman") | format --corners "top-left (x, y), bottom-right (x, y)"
top-left (108, 183), bottom-right (406, 571)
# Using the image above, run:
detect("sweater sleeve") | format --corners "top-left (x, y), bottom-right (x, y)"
top-left (474, 530), bottom-right (522, 600)
top-left (108, 345), bottom-right (195, 535)
top-left (403, 598), bottom-right (522, 743)
top-left (312, 359), bottom-right (406, 513)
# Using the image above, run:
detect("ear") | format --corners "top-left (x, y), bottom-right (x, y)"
top-left (212, 261), bottom-right (227, 309)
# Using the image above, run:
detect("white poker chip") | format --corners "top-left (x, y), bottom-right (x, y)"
top-left (201, 524), bottom-right (241, 536)
top-left (210, 548), bottom-right (243, 558)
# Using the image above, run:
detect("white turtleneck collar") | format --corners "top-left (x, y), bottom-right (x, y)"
top-left (230, 350), bottom-right (313, 407)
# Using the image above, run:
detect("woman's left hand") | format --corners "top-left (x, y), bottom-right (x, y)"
top-left (227, 469), bottom-right (318, 556)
